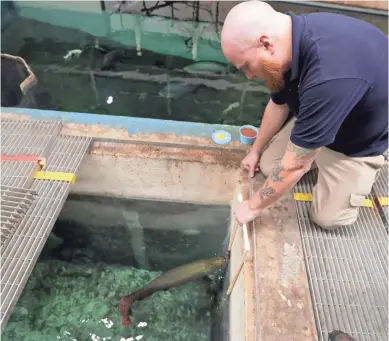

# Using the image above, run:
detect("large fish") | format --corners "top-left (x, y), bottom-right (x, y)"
top-left (119, 254), bottom-right (228, 326)
top-left (183, 61), bottom-right (229, 76)
top-left (158, 82), bottom-right (201, 99)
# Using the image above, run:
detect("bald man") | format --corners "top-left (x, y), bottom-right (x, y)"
top-left (222, 1), bottom-right (388, 229)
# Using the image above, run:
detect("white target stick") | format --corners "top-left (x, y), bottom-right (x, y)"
top-left (227, 193), bottom-right (251, 296)
top-left (228, 193), bottom-right (250, 252)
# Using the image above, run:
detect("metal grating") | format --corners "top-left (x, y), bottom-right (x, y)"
top-left (372, 163), bottom-right (388, 223)
top-left (0, 134), bottom-right (92, 330)
top-left (1, 118), bottom-right (63, 156)
top-left (0, 186), bottom-right (38, 248)
top-left (1, 119), bottom-right (63, 188)
top-left (294, 169), bottom-right (388, 341)
top-left (0, 161), bottom-right (40, 188)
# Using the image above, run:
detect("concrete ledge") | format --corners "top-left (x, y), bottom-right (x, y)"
top-left (1, 108), bottom-right (249, 151)
top-left (252, 174), bottom-right (318, 341)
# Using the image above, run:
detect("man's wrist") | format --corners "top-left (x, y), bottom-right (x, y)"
top-left (250, 146), bottom-right (263, 156)
top-left (248, 198), bottom-right (262, 214)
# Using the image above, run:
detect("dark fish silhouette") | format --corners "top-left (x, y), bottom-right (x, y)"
top-left (119, 254), bottom-right (228, 326)
top-left (100, 49), bottom-right (136, 71)
top-left (158, 82), bottom-right (201, 99)
top-left (328, 330), bottom-right (357, 341)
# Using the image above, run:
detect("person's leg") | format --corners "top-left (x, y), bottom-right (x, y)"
top-left (259, 117), bottom-right (317, 177)
top-left (311, 148), bottom-right (386, 229)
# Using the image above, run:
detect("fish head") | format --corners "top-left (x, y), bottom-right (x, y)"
top-left (119, 295), bottom-right (134, 326)
top-left (208, 257), bottom-right (227, 270)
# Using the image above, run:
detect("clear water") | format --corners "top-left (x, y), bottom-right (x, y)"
top-left (2, 195), bottom-right (231, 341)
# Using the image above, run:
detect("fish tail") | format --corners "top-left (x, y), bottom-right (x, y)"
top-left (119, 295), bottom-right (135, 326)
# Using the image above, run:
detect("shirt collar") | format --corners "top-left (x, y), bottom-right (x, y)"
top-left (286, 11), bottom-right (305, 82)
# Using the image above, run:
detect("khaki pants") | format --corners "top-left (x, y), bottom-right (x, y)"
top-left (259, 118), bottom-right (386, 230)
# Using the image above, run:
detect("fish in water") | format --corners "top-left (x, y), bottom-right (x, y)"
top-left (222, 102), bottom-right (240, 114)
top-left (119, 254), bottom-right (228, 326)
top-left (328, 331), bottom-right (356, 341)
top-left (158, 82), bottom-right (200, 99)
top-left (63, 49), bottom-right (83, 61)
top-left (183, 61), bottom-right (229, 76)
top-left (100, 49), bottom-right (136, 71)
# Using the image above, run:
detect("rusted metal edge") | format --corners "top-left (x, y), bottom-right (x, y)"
top-left (90, 140), bottom-right (246, 167)
top-left (92, 137), bottom-right (248, 153)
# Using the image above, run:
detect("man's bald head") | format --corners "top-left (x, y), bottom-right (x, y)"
top-left (221, 1), bottom-right (284, 50)
top-left (221, 1), bottom-right (292, 91)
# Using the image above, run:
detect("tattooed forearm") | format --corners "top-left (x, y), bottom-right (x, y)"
top-left (288, 143), bottom-right (315, 155)
top-left (270, 161), bottom-right (285, 182)
top-left (286, 141), bottom-right (321, 166)
top-left (258, 186), bottom-right (276, 202)
top-left (248, 141), bottom-right (321, 211)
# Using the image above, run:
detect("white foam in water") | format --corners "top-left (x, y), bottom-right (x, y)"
top-left (137, 322), bottom-right (147, 327)
top-left (101, 318), bottom-right (114, 328)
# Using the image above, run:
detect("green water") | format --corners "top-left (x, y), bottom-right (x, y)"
top-left (1, 196), bottom-right (230, 341)
top-left (2, 261), bottom-right (216, 341)
top-left (1, 2), bottom-right (387, 126)
top-left (0, 1), bottom-right (269, 126)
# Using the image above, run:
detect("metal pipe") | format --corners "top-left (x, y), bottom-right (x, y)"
top-left (270, 0), bottom-right (388, 16)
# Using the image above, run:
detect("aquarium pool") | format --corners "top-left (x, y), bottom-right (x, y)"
top-left (0, 112), bottom-right (253, 341)
top-left (2, 196), bottom-right (231, 341)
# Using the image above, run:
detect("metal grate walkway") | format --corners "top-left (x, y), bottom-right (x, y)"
top-left (372, 165), bottom-right (388, 225)
top-left (0, 186), bottom-right (38, 248)
top-left (1, 119), bottom-right (63, 188)
top-left (1, 118), bottom-right (62, 156)
top-left (294, 167), bottom-right (388, 341)
top-left (0, 119), bottom-right (92, 330)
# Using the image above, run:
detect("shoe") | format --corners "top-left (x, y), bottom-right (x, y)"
top-left (328, 330), bottom-right (356, 341)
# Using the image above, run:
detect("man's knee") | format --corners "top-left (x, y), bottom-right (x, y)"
top-left (259, 152), bottom-right (275, 178)
top-left (310, 206), bottom-right (358, 230)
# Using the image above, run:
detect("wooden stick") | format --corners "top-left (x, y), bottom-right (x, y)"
top-left (227, 250), bottom-right (248, 296)
top-left (228, 192), bottom-right (242, 251)
top-left (226, 175), bottom-right (252, 295)
top-left (228, 193), bottom-right (251, 252)
top-left (227, 219), bottom-right (238, 251)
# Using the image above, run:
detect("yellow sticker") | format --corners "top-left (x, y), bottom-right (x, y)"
top-left (378, 197), bottom-right (389, 206)
top-left (293, 192), bottom-right (313, 201)
top-left (216, 133), bottom-right (226, 140)
top-left (294, 192), bottom-right (376, 208)
top-left (34, 171), bottom-right (76, 184)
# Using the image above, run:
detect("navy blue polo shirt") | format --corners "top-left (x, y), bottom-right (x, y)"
top-left (270, 12), bottom-right (388, 157)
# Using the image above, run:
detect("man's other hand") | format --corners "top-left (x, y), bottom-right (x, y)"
top-left (241, 150), bottom-right (261, 178)
top-left (233, 200), bottom-right (262, 225)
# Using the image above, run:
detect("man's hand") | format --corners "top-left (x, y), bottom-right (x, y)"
top-left (241, 150), bottom-right (261, 178)
top-left (233, 200), bottom-right (262, 225)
